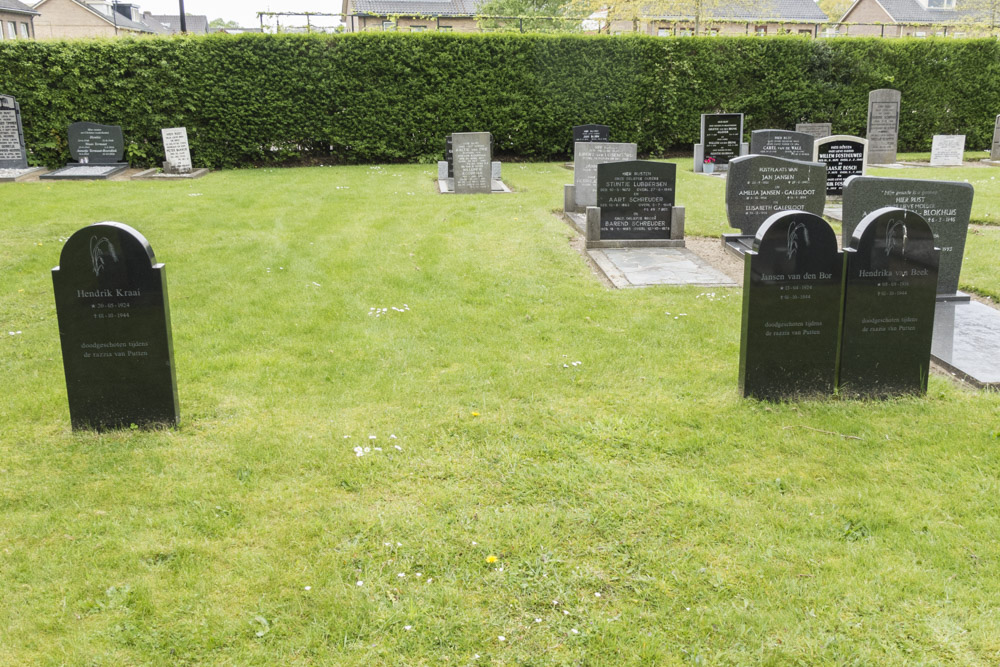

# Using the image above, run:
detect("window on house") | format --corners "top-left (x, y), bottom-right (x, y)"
top-left (709, 28), bottom-right (719, 36)
top-left (410, 25), bottom-right (426, 32)
top-left (21, 23), bottom-right (30, 38)
top-left (799, 29), bottom-right (812, 36)
top-left (439, 25), bottom-right (453, 31)
top-left (755, 25), bottom-right (766, 36)
top-left (7, 22), bottom-right (16, 39)
top-left (915, 31), bottom-right (927, 37)
top-left (657, 27), bottom-right (668, 36)
top-left (382, 21), bottom-right (395, 31)
top-left (679, 28), bottom-right (692, 36)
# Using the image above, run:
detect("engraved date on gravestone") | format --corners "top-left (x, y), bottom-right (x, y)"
top-left (52, 222), bottom-right (178, 430)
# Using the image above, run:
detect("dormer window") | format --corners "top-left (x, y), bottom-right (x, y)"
top-left (918, 0), bottom-right (955, 8)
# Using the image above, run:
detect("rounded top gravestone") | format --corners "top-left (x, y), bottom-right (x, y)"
top-left (739, 210), bottom-right (843, 400)
top-left (52, 222), bottom-right (178, 430)
top-left (840, 207), bottom-right (939, 397)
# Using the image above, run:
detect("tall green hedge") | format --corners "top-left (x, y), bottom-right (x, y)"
top-left (1, 33), bottom-right (998, 168)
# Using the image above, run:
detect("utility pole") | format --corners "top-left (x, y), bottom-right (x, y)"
top-left (179, 0), bottom-right (187, 33)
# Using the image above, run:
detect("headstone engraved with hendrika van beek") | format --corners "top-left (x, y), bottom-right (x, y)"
top-left (813, 135), bottom-right (867, 197)
top-left (840, 207), bottom-right (939, 397)
top-left (749, 129), bottom-right (815, 162)
top-left (52, 222), bottom-right (179, 430)
top-left (866, 88), bottom-right (901, 165)
top-left (842, 175), bottom-right (973, 298)
top-left (738, 211), bottom-right (843, 400)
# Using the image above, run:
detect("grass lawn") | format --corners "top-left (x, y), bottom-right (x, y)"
top-left (2, 160), bottom-right (1000, 664)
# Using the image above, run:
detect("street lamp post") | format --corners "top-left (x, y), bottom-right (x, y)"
top-left (179, 0), bottom-right (187, 33)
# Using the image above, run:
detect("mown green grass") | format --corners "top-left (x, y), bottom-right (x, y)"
top-left (2, 162), bottom-right (1000, 664)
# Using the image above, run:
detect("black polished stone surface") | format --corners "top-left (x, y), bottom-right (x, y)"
top-left (842, 175), bottom-right (973, 297)
top-left (701, 113), bottom-right (743, 165)
top-left (726, 155), bottom-right (827, 235)
top-left (749, 129), bottom-right (815, 161)
top-left (839, 207), bottom-right (939, 397)
top-left (68, 122), bottom-right (126, 165)
top-left (814, 136), bottom-right (866, 196)
top-left (0, 94), bottom-right (28, 169)
top-left (573, 124), bottom-right (610, 142)
top-left (52, 223), bottom-right (178, 430)
top-left (596, 160), bottom-right (675, 240)
top-left (444, 134), bottom-right (453, 178)
top-left (739, 211), bottom-right (842, 400)
top-left (932, 301), bottom-right (1000, 388)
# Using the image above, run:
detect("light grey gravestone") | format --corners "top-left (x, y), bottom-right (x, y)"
top-left (866, 88), bottom-right (901, 165)
top-left (929, 134), bottom-right (965, 166)
top-left (842, 175), bottom-right (974, 298)
top-left (725, 155), bottom-right (827, 236)
top-left (813, 135), bottom-right (867, 197)
top-left (452, 132), bottom-right (492, 194)
top-left (749, 130), bottom-right (815, 162)
top-left (796, 123), bottom-right (832, 139)
top-left (161, 127), bottom-right (192, 174)
top-left (569, 141), bottom-right (636, 210)
top-left (992, 115), bottom-right (1000, 161)
top-left (0, 94), bottom-right (28, 169)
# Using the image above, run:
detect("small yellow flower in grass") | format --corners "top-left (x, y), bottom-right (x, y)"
top-left (486, 555), bottom-right (498, 564)
top-left (471, 411), bottom-right (480, 417)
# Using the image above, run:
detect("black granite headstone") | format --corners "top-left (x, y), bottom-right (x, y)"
top-left (726, 155), bottom-right (827, 236)
top-left (749, 129), bottom-right (815, 161)
top-left (52, 222), bottom-right (179, 430)
top-left (739, 211), bottom-right (843, 400)
top-left (814, 136), bottom-right (866, 197)
top-left (596, 160), bottom-right (675, 240)
top-left (573, 124), bottom-right (610, 143)
top-left (702, 114), bottom-right (743, 166)
top-left (444, 134), bottom-right (453, 178)
top-left (839, 207), bottom-right (939, 397)
top-left (68, 122), bottom-right (126, 165)
top-left (0, 94), bottom-right (28, 169)
top-left (842, 175), bottom-right (973, 297)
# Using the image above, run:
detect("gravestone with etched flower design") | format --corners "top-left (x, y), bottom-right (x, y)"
top-left (739, 211), bottom-right (842, 400)
top-left (52, 222), bottom-right (178, 430)
top-left (840, 207), bottom-right (939, 397)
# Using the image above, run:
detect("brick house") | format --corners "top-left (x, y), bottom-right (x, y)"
top-left (32, 0), bottom-right (155, 39)
top-left (341, 0), bottom-right (488, 32)
top-left (836, 0), bottom-right (992, 37)
top-left (0, 0), bottom-right (39, 40)
top-left (642, 0), bottom-right (830, 37)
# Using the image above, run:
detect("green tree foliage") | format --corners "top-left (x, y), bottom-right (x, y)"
top-left (208, 18), bottom-right (242, 29)
top-left (817, 0), bottom-right (853, 22)
top-left (0, 33), bottom-right (998, 168)
top-left (476, 0), bottom-right (581, 32)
